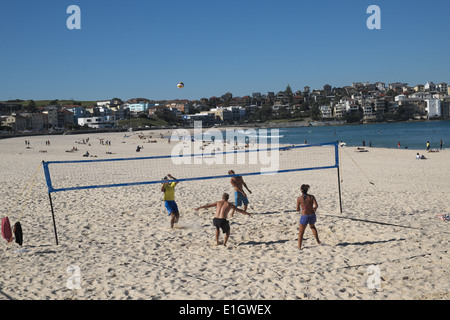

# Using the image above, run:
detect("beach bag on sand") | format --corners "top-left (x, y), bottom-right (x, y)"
top-left (1, 217), bottom-right (13, 243)
top-left (13, 222), bottom-right (23, 246)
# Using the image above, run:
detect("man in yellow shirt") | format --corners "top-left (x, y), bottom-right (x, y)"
top-left (161, 174), bottom-right (180, 228)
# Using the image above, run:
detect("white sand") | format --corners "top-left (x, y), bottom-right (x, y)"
top-left (0, 130), bottom-right (449, 300)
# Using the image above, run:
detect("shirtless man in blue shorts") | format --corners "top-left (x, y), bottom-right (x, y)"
top-left (195, 193), bottom-right (251, 246)
top-left (228, 170), bottom-right (252, 217)
top-left (296, 184), bottom-right (321, 250)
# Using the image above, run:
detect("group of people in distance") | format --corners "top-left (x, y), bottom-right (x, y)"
top-left (160, 171), bottom-right (321, 250)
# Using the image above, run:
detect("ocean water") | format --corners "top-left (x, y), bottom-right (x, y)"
top-left (276, 120), bottom-right (449, 150)
top-left (178, 120), bottom-right (449, 150)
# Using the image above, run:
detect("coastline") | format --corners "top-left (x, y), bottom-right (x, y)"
top-left (1, 117), bottom-right (447, 139)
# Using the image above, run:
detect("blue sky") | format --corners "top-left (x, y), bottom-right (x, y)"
top-left (1, 0), bottom-right (449, 101)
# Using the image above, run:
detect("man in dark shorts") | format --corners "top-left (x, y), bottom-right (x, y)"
top-left (296, 184), bottom-right (321, 250)
top-left (195, 193), bottom-right (251, 246)
top-left (228, 170), bottom-right (252, 217)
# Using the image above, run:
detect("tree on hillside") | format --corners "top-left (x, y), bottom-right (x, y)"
top-left (26, 100), bottom-right (37, 113)
top-left (253, 104), bottom-right (273, 122)
top-left (278, 106), bottom-right (291, 119)
top-left (310, 103), bottom-right (321, 121)
top-left (285, 84), bottom-right (293, 96)
top-left (112, 98), bottom-right (123, 105)
top-left (154, 108), bottom-right (177, 124)
top-left (386, 89), bottom-right (397, 97)
top-left (285, 84), bottom-right (294, 104)
top-left (345, 110), bottom-right (363, 123)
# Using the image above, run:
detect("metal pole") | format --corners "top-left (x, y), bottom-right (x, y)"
top-left (48, 192), bottom-right (59, 245)
top-left (335, 142), bottom-right (343, 214)
top-left (337, 166), bottom-right (343, 214)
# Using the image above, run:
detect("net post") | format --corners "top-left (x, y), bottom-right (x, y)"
top-left (335, 143), bottom-right (343, 214)
top-left (43, 161), bottom-right (59, 245)
top-left (337, 166), bottom-right (343, 214)
top-left (48, 192), bottom-right (59, 245)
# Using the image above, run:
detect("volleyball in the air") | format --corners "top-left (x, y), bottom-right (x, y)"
top-left (177, 82), bottom-right (184, 88)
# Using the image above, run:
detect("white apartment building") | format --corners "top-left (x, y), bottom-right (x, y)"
top-left (96, 100), bottom-right (111, 107)
top-left (425, 99), bottom-right (441, 118)
top-left (436, 82), bottom-right (448, 93)
top-left (425, 82), bottom-right (436, 92)
top-left (375, 82), bottom-right (386, 91)
top-left (363, 105), bottom-right (374, 117)
top-left (395, 95), bottom-right (407, 102)
top-left (410, 92), bottom-right (432, 100)
top-left (319, 105), bottom-right (332, 118)
top-left (78, 116), bottom-right (117, 129)
top-left (334, 104), bottom-right (347, 118)
top-left (345, 100), bottom-right (359, 113)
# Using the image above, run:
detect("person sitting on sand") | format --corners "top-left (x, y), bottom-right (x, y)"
top-left (195, 193), bottom-right (251, 246)
top-left (296, 184), bottom-right (321, 250)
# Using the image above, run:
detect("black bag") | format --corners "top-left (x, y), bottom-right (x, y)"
top-left (13, 222), bottom-right (23, 246)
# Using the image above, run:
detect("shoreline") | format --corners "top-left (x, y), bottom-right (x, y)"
top-left (1, 118), bottom-right (447, 155)
top-left (2, 125), bottom-right (445, 152)
top-left (1, 118), bottom-right (447, 139)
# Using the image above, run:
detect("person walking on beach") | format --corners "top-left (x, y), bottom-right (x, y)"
top-left (228, 170), bottom-right (252, 217)
top-left (296, 184), bottom-right (321, 250)
top-left (161, 174), bottom-right (180, 228)
top-left (440, 139), bottom-right (443, 150)
top-left (426, 141), bottom-right (430, 150)
top-left (195, 193), bottom-right (251, 246)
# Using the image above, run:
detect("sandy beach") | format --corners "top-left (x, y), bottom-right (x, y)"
top-left (0, 129), bottom-right (449, 300)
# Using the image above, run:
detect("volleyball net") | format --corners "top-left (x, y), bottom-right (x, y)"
top-left (42, 141), bottom-right (340, 194)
